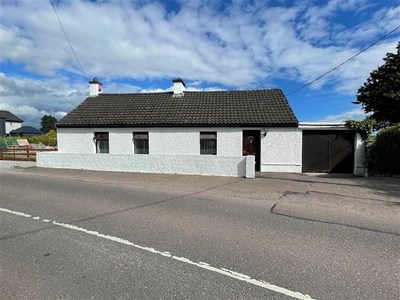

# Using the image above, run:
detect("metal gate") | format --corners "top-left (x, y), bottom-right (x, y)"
top-left (302, 130), bottom-right (355, 173)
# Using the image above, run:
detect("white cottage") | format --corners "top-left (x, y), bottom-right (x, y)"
top-left (37, 78), bottom-right (303, 178)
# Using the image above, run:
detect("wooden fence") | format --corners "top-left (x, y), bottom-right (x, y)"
top-left (0, 148), bottom-right (57, 161)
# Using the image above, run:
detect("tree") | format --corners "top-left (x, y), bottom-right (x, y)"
top-left (40, 115), bottom-right (57, 133)
top-left (353, 42), bottom-right (400, 128)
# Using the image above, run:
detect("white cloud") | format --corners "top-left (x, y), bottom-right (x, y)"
top-left (1, 0), bottom-right (398, 88)
top-left (0, 73), bottom-right (82, 127)
top-left (316, 108), bottom-right (371, 123)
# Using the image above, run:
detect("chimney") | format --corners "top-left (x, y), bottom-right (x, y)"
top-left (172, 77), bottom-right (185, 95)
top-left (89, 77), bottom-right (102, 97)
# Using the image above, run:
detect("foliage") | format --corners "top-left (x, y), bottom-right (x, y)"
top-left (367, 123), bottom-right (400, 176)
top-left (353, 42), bottom-right (400, 129)
top-left (345, 118), bottom-right (377, 141)
top-left (40, 115), bottom-right (58, 133)
top-left (28, 129), bottom-right (57, 147)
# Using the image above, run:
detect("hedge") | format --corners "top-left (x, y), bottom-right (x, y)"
top-left (367, 123), bottom-right (400, 176)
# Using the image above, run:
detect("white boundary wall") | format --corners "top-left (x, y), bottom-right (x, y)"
top-left (37, 153), bottom-right (255, 178)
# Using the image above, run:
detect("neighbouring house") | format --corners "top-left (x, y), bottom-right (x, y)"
top-left (10, 126), bottom-right (43, 138)
top-left (37, 78), bottom-right (365, 177)
top-left (0, 110), bottom-right (24, 136)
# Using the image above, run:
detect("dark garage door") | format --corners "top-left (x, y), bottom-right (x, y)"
top-left (302, 130), bottom-right (355, 173)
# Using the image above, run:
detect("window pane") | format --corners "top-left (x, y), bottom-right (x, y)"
top-left (135, 140), bottom-right (149, 154)
top-left (200, 132), bottom-right (217, 155)
top-left (133, 132), bottom-right (149, 154)
top-left (97, 140), bottom-right (109, 153)
top-left (96, 133), bottom-right (109, 139)
top-left (133, 133), bottom-right (148, 139)
top-left (200, 140), bottom-right (216, 155)
top-left (95, 132), bottom-right (109, 153)
top-left (200, 133), bottom-right (217, 139)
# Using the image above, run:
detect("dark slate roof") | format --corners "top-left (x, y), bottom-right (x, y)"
top-left (0, 110), bottom-right (24, 122)
top-left (10, 126), bottom-right (43, 134)
top-left (57, 89), bottom-right (298, 128)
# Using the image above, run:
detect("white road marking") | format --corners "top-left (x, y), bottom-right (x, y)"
top-left (0, 208), bottom-right (31, 218)
top-left (0, 207), bottom-right (315, 300)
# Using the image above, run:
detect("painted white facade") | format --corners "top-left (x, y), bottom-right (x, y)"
top-left (40, 124), bottom-right (365, 176)
top-left (5, 121), bottom-right (22, 135)
top-left (260, 128), bottom-right (302, 172)
top-left (56, 127), bottom-right (245, 156)
top-left (38, 126), bottom-right (301, 177)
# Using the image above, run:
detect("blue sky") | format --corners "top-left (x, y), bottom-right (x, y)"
top-left (1, 0), bottom-right (399, 128)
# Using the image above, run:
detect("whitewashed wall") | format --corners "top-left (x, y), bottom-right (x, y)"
top-left (260, 128), bottom-right (302, 172)
top-left (53, 127), bottom-right (251, 177)
top-left (51, 126), bottom-right (301, 176)
top-left (6, 121), bottom-right (22, 135)
top-left (57, 127), bottom-right (243, 156)
top-left (354, 133), bottom-right (366, 176)
top-left (57, 128), bottom-right (94, 153)
top-left (37, 153), bottom-right (255, 178)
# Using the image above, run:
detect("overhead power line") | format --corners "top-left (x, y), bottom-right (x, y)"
top-left (70, 87), bottom-right (89, 109)
top-left (50, 0), bottom-right (88, 81)
top-left (286, 25), bottom-right (400, 96)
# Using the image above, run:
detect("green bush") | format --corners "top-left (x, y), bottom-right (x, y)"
top-left (367, 124), bottom-right (400, 176)
top-left (28, 130), bottom-right (57, 147)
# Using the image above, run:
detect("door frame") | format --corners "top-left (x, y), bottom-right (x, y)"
top-left (242, 130), bottom-right (261, 172)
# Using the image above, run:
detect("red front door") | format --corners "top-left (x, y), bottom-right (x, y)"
top-left (243, 130), bottom-right (260, 171)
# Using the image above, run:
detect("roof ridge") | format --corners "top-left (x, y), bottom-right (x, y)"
top-left (184, 88), bottom-right (283, 93)
top-left (97, 88), bottom-right (283, 96)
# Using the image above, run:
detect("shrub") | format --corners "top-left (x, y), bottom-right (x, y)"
top-left (27, 130), bottom-right (57, 147)
top-left (367, 123), bottom-right (400, 176)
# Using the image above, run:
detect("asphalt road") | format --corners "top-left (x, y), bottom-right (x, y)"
top-left (1, 167), bottom-right (399, 299)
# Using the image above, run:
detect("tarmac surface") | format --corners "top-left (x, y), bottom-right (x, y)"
top-left (1, 164), bottom-right (399, 299)
top-left (2, 163), bottom-right (399, 235)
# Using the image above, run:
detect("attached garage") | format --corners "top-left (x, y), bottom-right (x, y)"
top-left (302, 130), bottom-right (355, 173)
top-left (300, 123), bottom-right (364, 174)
